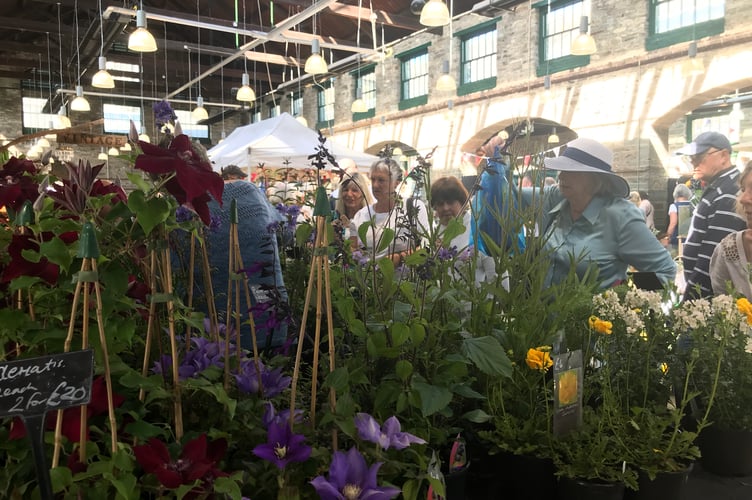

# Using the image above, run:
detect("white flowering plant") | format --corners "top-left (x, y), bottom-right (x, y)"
top-left (678, 295), bottom-right (752, 431)
top-left (587, 286), bottom-right (723, 480)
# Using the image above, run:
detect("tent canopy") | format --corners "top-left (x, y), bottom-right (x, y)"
top-left (208, 113), bottom-right (378, 171)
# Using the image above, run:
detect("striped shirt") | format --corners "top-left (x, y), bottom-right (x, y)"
top-left (682, 167), bottom-right (746, 299)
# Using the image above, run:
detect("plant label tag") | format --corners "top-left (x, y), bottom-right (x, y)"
top-left (0, 350), bottom-right (94, 500)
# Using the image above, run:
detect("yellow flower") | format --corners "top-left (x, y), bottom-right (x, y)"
top-left (526, 347), bottom-right (553, 372)
top-left (737, 298), bottom-right (752, 325)
top-left (588, 315), bottom-right (613, 335)
top-left (660, 362), bottom-right (669, 374)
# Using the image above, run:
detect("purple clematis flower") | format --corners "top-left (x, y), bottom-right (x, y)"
top-left (252, 420), bottom-right (311, 470)
top-left (234, 358), bottom-right (291, 398)
top-left (310, 447), bottom-right (401, 500)
top-left (354, 413), bottom-right (427, 450)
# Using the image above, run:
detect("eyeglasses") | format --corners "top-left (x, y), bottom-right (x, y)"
top-left (689, 149), bottom-right (724, 166)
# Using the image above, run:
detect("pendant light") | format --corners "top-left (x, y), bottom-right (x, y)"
top-left (570, 16), bottom-right (596, 56)
top-left (70, 0), bottom-right (90, 112)
top-left (304, 39), bottom-right (328, 75)
top-left (92, 0), bottom-right (114, 88)
top-left (107, 146), bottom-right (119, 156)
top-left (120, 142), bottom-right (132, 152)
top-left (436, 60), bottom-right (456, 91)
top-left (192, 96), bottom-right (208, 121)
top-left (237, 71), bottom-right (256, 102)
top-left (70, 85), bottom-right (90, 111)
top-left (129, 7), bottom-right (157, 53)
top-left (351, 88), bottom-right (368, 113)
top-left (97, 148), bottom-right (108, 160)
top-left (420, 0), bottom-right (450, 27)
top-left (547, 127), bottom-right (560, 144)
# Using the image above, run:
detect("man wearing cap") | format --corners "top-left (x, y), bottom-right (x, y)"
top-left (521, 138), bottom-right (675, 289)
top-left (674, 131), bottom-right (745, 299)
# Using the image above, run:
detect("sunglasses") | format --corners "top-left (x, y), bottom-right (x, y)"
top-left (689, 149), bottom-right (724, 166)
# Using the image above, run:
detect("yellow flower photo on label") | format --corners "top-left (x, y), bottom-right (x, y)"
top-left (557, 369), bottom-right (578, 406)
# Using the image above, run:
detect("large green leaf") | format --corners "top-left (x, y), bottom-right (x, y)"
top-left (127, 190), bottom-right (170, 236)
top-left (461, 336), bottom-right (513, 377)
top-left (40, 235), bottom-right (74, 271)
top-left (412, 381), bottom-right (453, 417)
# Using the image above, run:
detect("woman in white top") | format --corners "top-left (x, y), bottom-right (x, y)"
top-left (709, 160), bottom-right (752, 298)
top-left (349, 158), bottom-right (429, 265)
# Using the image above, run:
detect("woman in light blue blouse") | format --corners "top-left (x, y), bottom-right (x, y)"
top-left (523, 138), bottom-right (676, 289)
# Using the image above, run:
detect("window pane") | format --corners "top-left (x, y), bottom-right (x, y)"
top-left (317, 84), bottom-right (335, 123)
top-left (22, 97), bottom-right (56, 130)
top-left (653, 0), bottom-right (724, 34)
top-left (175, 110), bottom-right (209, 139)
top-left (400, 51), bottom-right (429, 101)
top-left (461, 27), bottom-right (497, 85)
top-left (540, 1), bottom-right (584, 62)
top-left (103, 103), bottom-right (141, 134)
top-left (356, 69), bottom-right (377, 111)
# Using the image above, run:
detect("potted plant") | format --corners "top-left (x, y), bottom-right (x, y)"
top-left (681, 295), bottom-right (752, 477)
top-left (588, 287), bottom-right (724, 500)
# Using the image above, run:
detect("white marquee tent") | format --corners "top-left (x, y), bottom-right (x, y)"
top-left (208, 113), bottom-right (378, 171)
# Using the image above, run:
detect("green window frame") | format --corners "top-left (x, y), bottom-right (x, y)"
top-left (352, 65), bottom-right (376, 121)
top-left (646, 0), bottom-right (724, 50)
top-left (268, 102), bottom-right (281, 118)
top-left (457, 19), bottom-right (498, 96)
top-left (317, 80), bottom-right (335, 129)
top-left (536, 0), bottom-right (590, 77)
top-left (397, 44), bottom-right (430, 110)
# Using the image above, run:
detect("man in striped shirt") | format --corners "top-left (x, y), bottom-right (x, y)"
top-left (675, 131), bottom-right (746, 299)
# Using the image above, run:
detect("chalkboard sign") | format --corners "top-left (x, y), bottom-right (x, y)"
top-left (0, 350), bottom-right (94, 418)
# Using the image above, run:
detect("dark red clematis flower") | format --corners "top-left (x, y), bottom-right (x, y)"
top-left (2, 233), bottom-right (60, 285)
top-left (133, 434), bottom-right (228, 490)
top-left (134, 135), bottom-right (223, 225)
top-left (0, 157), bottom-right (40, 213)
top-left (90, 179), bottom-right (127, 204)
top-left (1, 230), bottom-right (78, 285)
top-left (9, 376), bottom-right (126, 443)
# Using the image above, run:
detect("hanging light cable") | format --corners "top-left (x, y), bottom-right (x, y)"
top-left (436, 0), bottom-right (456, 91)
top-left (54, 3), bottom-right (71, 129)
top-left (70, 0), bottom-right (90, 112)
top-left (192, 0), bottom-right (208, 121)
top-left (92, 0), bottom-right (114, 88)
top-left (351, 0), bottom-right (367, 113)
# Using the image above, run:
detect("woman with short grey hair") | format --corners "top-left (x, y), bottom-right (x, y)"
top-left (349, 158), bottom-right (429, 265)
top-left (667, 183), bottom-right (694, 255)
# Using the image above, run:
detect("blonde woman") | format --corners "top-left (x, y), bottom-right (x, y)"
top-left (709, 160), bottom-right (752, 298)
top-left (333, 172), bottom-right (373, 240)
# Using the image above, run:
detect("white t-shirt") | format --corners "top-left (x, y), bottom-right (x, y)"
top-left (350, 200), bottom-right (430, 259)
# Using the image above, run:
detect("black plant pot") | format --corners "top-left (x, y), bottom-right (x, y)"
top-left (624, 463), bottom-right (693, 500)
top-left (445, 464), bottom-right (470, 500)
top-left (699, 426), bottom-right (752, 477)
top-left (508, 453), bottom-right (558, 500)
top-left (557, 477), bottom-right (625, 500)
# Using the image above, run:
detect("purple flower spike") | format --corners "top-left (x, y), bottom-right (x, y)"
top-left (252, 420), bottom-right (311, 470)
top-left (354, 413), bottom-right (427, 450)
top-left (310, 447), bottom-right (401, 500)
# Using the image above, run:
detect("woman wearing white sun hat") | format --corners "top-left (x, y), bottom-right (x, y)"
top-left (523, 137), bottom-right (676, 289)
